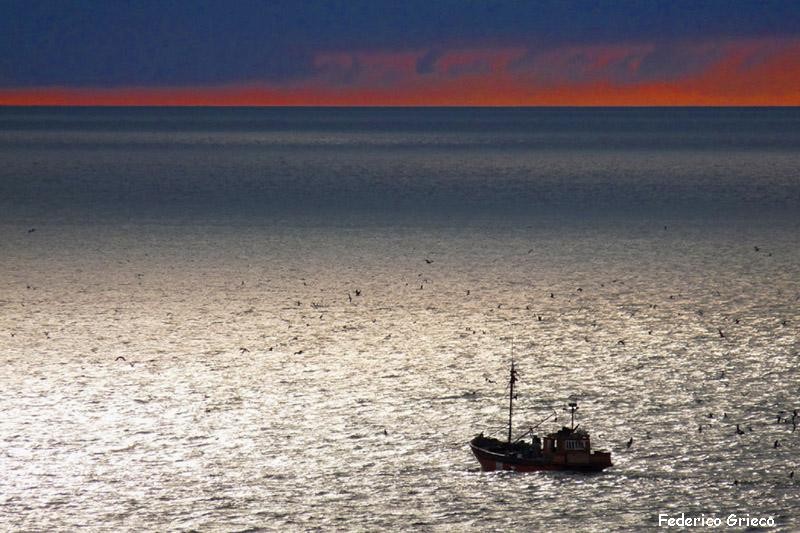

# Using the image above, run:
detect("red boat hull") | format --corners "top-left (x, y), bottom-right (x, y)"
top-left (470, 439), bottom-right (612, 473)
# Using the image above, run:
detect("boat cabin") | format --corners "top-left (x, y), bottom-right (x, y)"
top-left (543, 427), bottom-right (592, 454)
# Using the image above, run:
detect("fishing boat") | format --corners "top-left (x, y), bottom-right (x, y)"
top-left (469, 361), bottom-right (612, 472)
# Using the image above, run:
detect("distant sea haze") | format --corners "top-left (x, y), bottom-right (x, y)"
top-left (1, 107), bottom-right (799, 224)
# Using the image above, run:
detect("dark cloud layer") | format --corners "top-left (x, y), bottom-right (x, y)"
top-left (2, 0), bottom-right (799, 87)
top-left (416, 49), bottom-right (444, 75)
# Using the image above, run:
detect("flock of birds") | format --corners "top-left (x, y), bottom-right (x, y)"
top-left (18, 227), bottom-right (796, 484)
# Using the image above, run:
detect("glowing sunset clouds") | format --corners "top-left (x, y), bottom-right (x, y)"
top-left (3, 0), bottom-right (800, 107)
top-left (2, 37), bottom-right (798, 106)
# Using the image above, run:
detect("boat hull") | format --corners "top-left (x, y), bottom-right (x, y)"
top-left (470, 439), bottom-right (612, 473)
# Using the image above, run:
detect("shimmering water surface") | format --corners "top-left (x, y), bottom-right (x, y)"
top-left (1, 108), bottom-right (799, 531)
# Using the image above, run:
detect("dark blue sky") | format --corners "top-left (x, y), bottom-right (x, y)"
top-left (3, 0), bottom-right (800, 87)
top-left (2, 1), bottom-right (800, 105)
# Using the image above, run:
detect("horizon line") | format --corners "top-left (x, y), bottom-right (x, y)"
top-left (3, 103), bottom-right (799, 109)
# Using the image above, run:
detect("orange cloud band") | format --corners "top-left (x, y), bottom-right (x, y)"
top-left (2, 38), bottom-right (799, 106)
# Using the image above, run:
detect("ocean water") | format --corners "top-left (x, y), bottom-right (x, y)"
top-left (1, 107), bottom-right (799, 531)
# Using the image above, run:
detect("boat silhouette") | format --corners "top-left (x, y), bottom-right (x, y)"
top-left (470, 361), bottom-right (613, 472)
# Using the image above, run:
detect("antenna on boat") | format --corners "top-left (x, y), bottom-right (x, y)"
top-left (507, 359), bottom-right (518, 443)
top-left (568, 401), bottom-right (579, 430)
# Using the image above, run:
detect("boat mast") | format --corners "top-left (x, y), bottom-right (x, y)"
top-left (507, 360), bottom-right (517, 443)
